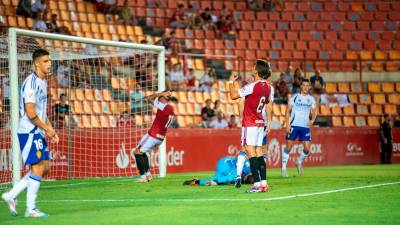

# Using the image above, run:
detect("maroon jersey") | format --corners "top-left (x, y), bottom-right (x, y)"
top-left (239, 80), bottom-right (273, 127)
top-left (148, 100), bottom-right (175, 140)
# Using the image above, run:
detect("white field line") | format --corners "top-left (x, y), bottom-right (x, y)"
top-left (35, 181), bottom-right (400, 203)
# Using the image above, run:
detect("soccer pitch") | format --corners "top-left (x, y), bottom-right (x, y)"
top-left (1, 164), bottom-right (399, 225)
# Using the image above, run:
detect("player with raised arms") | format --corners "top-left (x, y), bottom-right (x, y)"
top-left (134, 91), bottom-right (174, 182)
top-left (229, 59), bottom-right (273, 193)
top-left (281, 78), bottom-right (318, 177)
top-left (2, 49), bottom-right (59, 218)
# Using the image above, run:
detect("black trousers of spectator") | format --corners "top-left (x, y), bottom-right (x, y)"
top-left (380, 141), bottom-right (393, 164)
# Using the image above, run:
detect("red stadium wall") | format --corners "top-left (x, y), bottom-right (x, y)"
top-left (0, 128), bottom-right (399, 181)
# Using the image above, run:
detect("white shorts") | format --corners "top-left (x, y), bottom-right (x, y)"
top-left (137, 134), bottom-right (163, 153)
top-left (241, 127), bottom-right (265, 147)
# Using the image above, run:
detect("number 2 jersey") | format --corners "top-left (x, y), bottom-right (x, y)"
top-left (18, 72), bottom-right (48, 135)
top-left (239, 80), bottom-right (274, 127)
top-left (148, 99), bottom-right (175, 140)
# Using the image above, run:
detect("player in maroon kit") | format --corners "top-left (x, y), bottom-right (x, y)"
top-left (134, 91), bottom-right (175, 182)
top-left (228, 59), bottom-right (273, 193)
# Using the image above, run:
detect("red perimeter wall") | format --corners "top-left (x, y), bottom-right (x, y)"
top-left (0, 128), bottom-right (399, 181)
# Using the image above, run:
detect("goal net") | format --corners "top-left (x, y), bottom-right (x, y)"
top-left (0, 28), bottom-right (166, 189)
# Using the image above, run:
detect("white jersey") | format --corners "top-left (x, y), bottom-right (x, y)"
top-left (289, 93), bottom-right (316, 128)
top-left (18, 72), bottom-right (48, 135)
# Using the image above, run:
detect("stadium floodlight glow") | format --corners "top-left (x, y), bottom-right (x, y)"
top-left (2, 28), bottom-right (166, 188)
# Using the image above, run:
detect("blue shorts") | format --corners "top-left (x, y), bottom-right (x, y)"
top-left (286, 126), bottom-right (311, 141)
top-left (18, 131), bottom-right (50, 165)
top-left (262, 126), bottom-right (268, 145)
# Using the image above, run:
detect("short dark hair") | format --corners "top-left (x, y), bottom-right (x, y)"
top-left (384, 114), bottom-right (390, 119)
top-left (301, 78), bottom-right (310, 84)
top-left (254, 59), bottom-right (271, 79)
top-left (32, 49), bottom-right (49, 62)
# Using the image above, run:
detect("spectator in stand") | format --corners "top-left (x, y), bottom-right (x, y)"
top-left (200, 99), bottom-right (215, 128)
top-left (117, 111), bottom-right (133, 127)
top-left (200, 8), bottom-right (217, 30)
top-left (169, 63), bottom-right (186, 91)
top-left (56, 60), bottom-right (71, 87)
top-left (210, 112), bottom-right (228, 129)
top-left (186, 68), bottom-right (197, 91)
top-left (160, 31), bottom-right (182, 56)
top-left (274, 72), bottom-right (289, 104)
top-left (55, 94), bottom-right (70, 128)
top-left (115, 0), bottom-right (138, 25)
top-left (31, 0), bottom-right (48, 19)
top-left (228, 115), bottom-right (238, 128)
top-left (200, 68), bottom-right (217, 92)
top-left (95, 0), bottom-right (118, 14)
top-left (32, 12), bottom-right (48, 32)
top-left (185, 4), bottom-right (197, 29)
top-left (310, 69), bottom-right (326, 94)
top-left (264, 0), bottom-right (285, 11)
top-left (247, 0), bottom-right (262, 10)
top-left (16, 0), bottom-right (32, 17)
top-left (292, 68), bottom-right (303, 94)
top-left (282, 65), bottom-right (293, 93)
top-left (47, 14), bottom-right (72, 35)
top-left (218, 5), bottom-right (237, 35)
top-left (170, 4), bottom-right (187, 28)
top-left (214, 100), bottom-right (222, 115)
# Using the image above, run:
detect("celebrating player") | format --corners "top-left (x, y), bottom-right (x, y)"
top-left (281, 78), bottom-right (318, 177)
top-left (229, 59), bottom-right (273, 193)
top-left (2, 49), bottom-right (59, 218)
top-left (134, 91), bottom-right (174, 182)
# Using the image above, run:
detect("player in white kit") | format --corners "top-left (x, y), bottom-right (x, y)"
top-left (2, 49), bottom-right (59, 218)
top-left (281, 78), bottom-right (318, 177)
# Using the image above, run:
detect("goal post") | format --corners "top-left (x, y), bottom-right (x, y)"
top-left (3, 28), bottom-right (167, 187)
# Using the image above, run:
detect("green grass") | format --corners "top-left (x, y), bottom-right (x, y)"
top-left (1, 164), bottom-right (400, 225)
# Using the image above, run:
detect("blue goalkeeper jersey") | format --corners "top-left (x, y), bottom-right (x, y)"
top-left (200, 156), bottom-right (251, 185)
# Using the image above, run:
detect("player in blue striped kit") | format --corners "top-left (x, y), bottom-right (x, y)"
top-left (2, 49), bottom-right (59, 218)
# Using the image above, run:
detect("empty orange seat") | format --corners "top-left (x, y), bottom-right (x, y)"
top-left (325, 83), bottom-right (337, 93)
top-left (348, 94), bottom-right (358, 104)
top-left (343, 116), bottom-right (355, 127)
top-left (381, 83), bottom-right (394, 93)
top-left (350, 82), bottom-right (363, 93)
top-left (374, 51), bottom-right (387, 60)
top-left (367, 83), bottom-right (381, 93)
top-left (384, 104), bottom-right (397, 115)
top-left (389, 51), bottom-right (400, 59)
top-left (373, 94), bottom-right (386, 104)
top-left (332, 116), bottom-right (342, 127)
top-left (82, 115), bottom-right (92, 128)
top-left (72, 115), bottom-right (83, 128)
top-left (359, 94), bottom-right (372, 104)
top-left (343, 105), bottom-right (355, 115)
top-left (91, 115), bottom-right (101, 128)
top-left (388, 94), bottom-right (399, 104)
top-left (346, 51), bottom-right (358, 60)
top-left (360, 51), bottom-right (373, 60)
top-left (367, 117), bottom-right (380, 127)
top-left (178, 92), bottom-right (188, 103)
top-left (177, 116), bottom-right (186, 128)
top-left (338, 82), bottom-right (350, 93)
top-left (356, 105), bottom-right (369, 115)
top-left (92, 101), bottom-right (101, 114)
top-left (331, 105), bottom-right (342, 115)
top-left (319, 105), bottom-right (331, 116)
top-left (386, 61), bottom-right (399, 71)
top-left (371, 62), bottom-right (384, 72)
top-left (355, 116), bottom-right (367, 127)
top-left (101, 101), bottom-right (111, 114)
top-left (370, 104), bottom-right (383, 115)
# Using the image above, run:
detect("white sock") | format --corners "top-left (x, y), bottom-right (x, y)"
top-left (254, 181), bottom-right (261, 188)
top-left (27, 173), bottom-right (42, 212)
top-left (236, 151), bottom-right (246, 176)
top-left (261, 180), bottom-right (267, 187)
top-left (145, 171), bottom-right (151, 176)
top-left (297, 150), bottom-right (309, 164)
top-left (281, 148), bottom-right (290, 169)
top-left (7, 174), bottom-right (29, 199)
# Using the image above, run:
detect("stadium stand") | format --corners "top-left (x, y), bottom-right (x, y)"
top-left (0, 0), bottom-right (399, 128)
